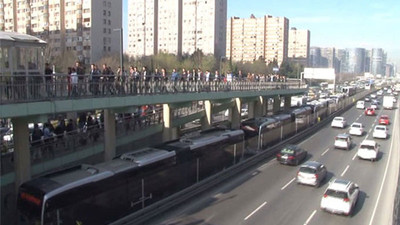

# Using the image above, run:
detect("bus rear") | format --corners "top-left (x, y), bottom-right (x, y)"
top-left (17, 183), bottom-right (45, 225)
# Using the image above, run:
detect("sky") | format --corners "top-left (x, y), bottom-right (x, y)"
top-left (123, 0), bottom-right (400, 66)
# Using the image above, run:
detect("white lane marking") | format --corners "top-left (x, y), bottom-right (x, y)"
top-left (244, 201), bottom-right (267, 221)
top-left (341, 165), bottom-right (350, 177)
top-left (213, 193), bottom-right (221, 198)
top-left (352, 152), bottom-right (358, 160)
top-left (368, 102), bottom-right (399, 225)
top-left (303, 210), bottom-right (317, 225)
top-left (252, 171), bottom-right (258, 176)
top-left (281, 178), bottom-right (296, 190)
top-left (321, 148), bottom-right (329, 156)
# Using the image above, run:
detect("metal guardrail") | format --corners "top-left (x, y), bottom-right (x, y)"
top-left (110, 90), bottom-right (371, 225)
top-left (0, 74), bottom-right (305, 104)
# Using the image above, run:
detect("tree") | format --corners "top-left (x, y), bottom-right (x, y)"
top-left (52, 50), bottom-right (77, 73)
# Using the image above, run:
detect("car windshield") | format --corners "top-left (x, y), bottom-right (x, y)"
top-left (334, 118), bottom-right (343, 121)
top-left (375, 127), bottom-right (385, 131)
top-left (299, 167), bottom-right (316, 174)
top-left (381, 116), bottom-right (388, 120)
top-left (360, 145), bottom-right (375, 150)
top-left (336, 137), bottom-right (347, 141)
top-left (325, 189), bottom-right (348, 199)
top-left (281, 148), bottom-right (295, 155)
top-left (351, 124), bottom-right (361, 128)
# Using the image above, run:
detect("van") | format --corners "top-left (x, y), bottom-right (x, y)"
top-left (356, 101), bottom-right (365, 109)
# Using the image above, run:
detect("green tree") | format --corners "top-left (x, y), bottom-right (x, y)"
top-left (52, 50), bottom-right (77, 73)
top-left (201, 54), bottom-right (217, 72)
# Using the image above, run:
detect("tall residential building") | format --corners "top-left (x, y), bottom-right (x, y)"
top-left (320, 47), bottom-right (336, 68)
top-left (127, 0), bottom-right (227, 58)
top-left (288, 28), bottom-right (310, 58)
top-left (288, 27), bottom-right (310, 66)
top-left (226, 15), bottom-right (289, 66)
top-left (371, 48), bottom-right (385, 75)
top-left (309, 47), bottom-right (321, 68)
top-left (346, 48), bottom-right (365, 74)
top-left (0, 0), bottom-right (123, 64)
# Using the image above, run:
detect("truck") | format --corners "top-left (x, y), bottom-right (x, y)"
top-left (383, 95), bottom-right (395, 109)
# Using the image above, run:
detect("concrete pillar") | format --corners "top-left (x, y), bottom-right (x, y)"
top-left (248, 101), bottom-right (256, 119)
top-left (162, 104), bottom-right (172, 141)
top-left (13, 117), bottom-right (30, 191)
top-left (104, 109), bottom-right (116, 161)
top-left (260, 96), bottom-right (267, 116)
top-left (201, 100), bottom-right (212, 130)
top-left (230, 98), bottom-right (242, 129)
top-left (284, 96), bottom-right (291, 111)
top-left (273, 96), bottom-right (281, 114)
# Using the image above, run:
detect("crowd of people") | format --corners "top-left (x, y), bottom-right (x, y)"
top-left (46, 61), bottom-right (289, 97)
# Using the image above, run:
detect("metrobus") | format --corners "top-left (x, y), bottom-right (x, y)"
top-left (341, 86), bottom-right (356, 96)
top-left (17, 128), bottom-right (245, 225)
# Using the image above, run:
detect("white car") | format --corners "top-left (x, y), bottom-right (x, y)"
top-left (377, 90), bottom-right (383, 96)
top-left (349, 123), bottom-right (363, 136)
top-left (357, 140), bottom-right (379, 161)
top-left (356, 101), bottom-right (365, 109)
top-left (320, 179), bottom-right (359, 216)
top-left (370, 104), bottom-right (378, 110)
top-left (373, 125), bottom-right (388, 139)
top-left (370, 93), bottom-right (377, 99)
top-left (334, 133), bottom-right (352, 150)
top-left (331, 117), bottom-right (347, 128)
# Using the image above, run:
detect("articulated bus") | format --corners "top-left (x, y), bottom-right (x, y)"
top-left (341, 86), bottom-right (356, 96)
top-left (17, 128), bottom-right (244, 225)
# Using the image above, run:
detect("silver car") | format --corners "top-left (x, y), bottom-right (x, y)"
top-left (297, 161), bottom-right (327, 187)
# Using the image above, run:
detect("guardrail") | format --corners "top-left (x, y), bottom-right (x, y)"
top-left (110, 90), bottom-right (371, 225)
top-left (0, 74), bottom-right (306, 104)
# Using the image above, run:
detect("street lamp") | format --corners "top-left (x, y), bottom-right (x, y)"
top-left (113, 28), bottom-right (123, 73)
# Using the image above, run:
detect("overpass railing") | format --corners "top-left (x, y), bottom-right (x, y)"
top-left (0, 74), bottom-right (306, 104)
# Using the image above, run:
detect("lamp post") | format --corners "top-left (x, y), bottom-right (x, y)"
top-left (113, 28), bottom-right (124, 73)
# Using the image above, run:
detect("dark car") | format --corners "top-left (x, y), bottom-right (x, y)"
top-left (276, 145), bottom-right (307, 165)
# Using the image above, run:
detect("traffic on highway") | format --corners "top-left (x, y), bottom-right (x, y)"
top-left (145, 88), bottom-right (399, 225)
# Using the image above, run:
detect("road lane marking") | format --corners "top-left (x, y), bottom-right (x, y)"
top-left (368, 101), bottom-right (398, 225)
top-left (213, 193), bottom-right (221, 198)
top-left (281, 178), bottom-right (296, 190)
top-left (341, 165), bottom-right (350, 177)
top-left (303, 210), bottom-right (317, 225)
top-left (244, 201), bottom-right (267, 221)
top-left (251, 171), bottom-right (258, 176)
top-left (321, 148), bottom-right (329, 156)
top-left (352, 152), bottom-right (358, 160)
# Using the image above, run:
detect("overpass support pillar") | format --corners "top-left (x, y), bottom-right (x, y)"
top-left (13, 117), bottom-right (30, 191)
top-left (104, 109), bottom-right (116, 161)
top-left (260, 96), bottom-right (267, 116)
top-left (162, 104), bottom-right (180, 142)
top-left (284, 96), bottom-right (291, 111)
top-left (273, 96), bottom-right (281, 114)
top-left (230, 98), bottom-right (242, 129)
top-left (202, 100), bottom-right (212, 130)
top-left (248, 101), bottom-right (255, 119)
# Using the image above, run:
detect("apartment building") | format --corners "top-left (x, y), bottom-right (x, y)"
top-left (288, 28), bottom-right (310, 59)
top-left (226, 15), bottom-right (289, 66)
top-left (127, 0), bottom-right (227, 58)
top-left (0, 0), bottom-right (122, 64)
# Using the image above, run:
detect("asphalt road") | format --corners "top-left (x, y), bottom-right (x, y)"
top-left (146, 95), bottom-right (400, 225)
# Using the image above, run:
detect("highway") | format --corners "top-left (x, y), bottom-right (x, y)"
top-left (146, 95), bottom-right (399, 225)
